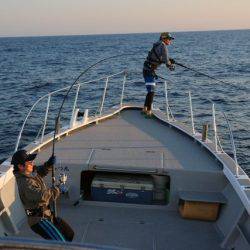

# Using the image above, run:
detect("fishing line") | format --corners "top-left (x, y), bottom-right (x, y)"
top-left (174, 61), bottom-right (231, 85)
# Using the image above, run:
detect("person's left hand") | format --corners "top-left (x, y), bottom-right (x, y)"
top-left (46, 156), bottom-right (56, 168)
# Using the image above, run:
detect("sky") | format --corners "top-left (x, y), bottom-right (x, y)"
top-left (0, 0), bottom-right (250, 37)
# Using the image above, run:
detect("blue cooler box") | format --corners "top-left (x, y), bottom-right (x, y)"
top-left (91, 174), bottom-right (154, 204)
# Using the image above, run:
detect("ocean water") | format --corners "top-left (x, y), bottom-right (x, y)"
top-left (0, 30), bottom-right (249, 174)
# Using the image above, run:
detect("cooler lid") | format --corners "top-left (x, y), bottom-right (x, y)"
top-left (92, 174), bottom-right (154, 191)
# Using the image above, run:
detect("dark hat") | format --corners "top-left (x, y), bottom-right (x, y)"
top-left (11, 150), bottom-right (37, 166)
top-left (160, 32), bottom-right (174, 40)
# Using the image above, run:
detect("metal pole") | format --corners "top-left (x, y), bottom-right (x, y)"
top-left (40, 94), bottom-right (51, 143)
top-left (99, 77), bottom-right (109, 115)
top-left (14, 94), bottom-right (49, 152)
top-left (120, 73), bottom-right (127, 108)
top-left (71, 84), bottom-right (80, 123)
top-left (164, 81), bottom-right (170, 121)
top-left (212, 103), bottom-right (218, 152)
top-left (222, 111), bottom-right (239, 177)
top-left (189, 91), bottom-right (195, 134)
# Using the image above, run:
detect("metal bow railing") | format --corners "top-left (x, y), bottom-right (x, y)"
top-left (14, 71), bottom-right (125, 152)
top-left (14, 70), bottom-right (239, 176)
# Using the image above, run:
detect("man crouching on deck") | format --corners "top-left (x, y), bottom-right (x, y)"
top-left (12, 150), bottom-right (74, 241)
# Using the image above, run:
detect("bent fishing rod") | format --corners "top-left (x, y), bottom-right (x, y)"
top-left (50, 53), bottom-right (135, 216)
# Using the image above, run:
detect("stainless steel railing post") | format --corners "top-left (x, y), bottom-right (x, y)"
top-left (222, 111), bottom-right (239, 176)
top-left (99, 77), bottom-right (109, 115)
top-left (189, 91), bottom-right (195, 134)
top-left (40, 94), bottom-right (51, 143)
top-left (70, 84), bottom-right (80, 125)
top-left (164, 81), bottom-right (170, 121)
top-left (120, 72), bottom-right (127, 108)
top-left (212, 103), bottom-right (218, 152)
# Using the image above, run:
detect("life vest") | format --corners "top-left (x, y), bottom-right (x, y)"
top-left (145, 41), bottom-right (164, 67)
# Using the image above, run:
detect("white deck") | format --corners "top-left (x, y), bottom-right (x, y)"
top-left (34, 109), bottom-right (221, 173)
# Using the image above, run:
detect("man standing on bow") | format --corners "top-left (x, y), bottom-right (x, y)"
top-left (143, 32), bottom-right (175, 116)
top-left (12, 150), bottom-right (74, 241)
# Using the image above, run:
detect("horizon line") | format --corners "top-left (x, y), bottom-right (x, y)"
top-left (0, 27), bottom-right (249, 39)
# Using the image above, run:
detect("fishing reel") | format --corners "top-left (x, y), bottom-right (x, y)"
top-left (58, 173), bottom-right (69, 195)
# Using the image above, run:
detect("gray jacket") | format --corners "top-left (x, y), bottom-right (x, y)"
top-left (144, 40), bottom-right (171, 71)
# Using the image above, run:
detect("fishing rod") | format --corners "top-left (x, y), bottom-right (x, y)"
top-left (50, 53), bottom-right (135, 217)
top-left (174, 61), bottom-right (229, 85)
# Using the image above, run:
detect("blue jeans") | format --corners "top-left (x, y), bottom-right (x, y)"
top-left (144, 75), bottom-right (156, 93)
top-left (146, 85), bottom-right (155, 93)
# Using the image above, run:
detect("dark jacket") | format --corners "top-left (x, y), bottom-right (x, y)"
top-left (14, 165), bottom-right (59, 226)
top-left (143, 40), bottom-right (171, 72)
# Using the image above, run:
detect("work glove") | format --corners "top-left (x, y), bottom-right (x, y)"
top-left (46, 155), bottom-right (56, 167)
top-left (169, 58), bottom-right (175, 64)
top-left (43, 155), bottom-right (56, 173)
top-left (168, 64), bottom-right (175, 71)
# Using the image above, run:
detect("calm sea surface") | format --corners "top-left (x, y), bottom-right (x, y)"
top-left (0, 30), bottom-right (249, 174)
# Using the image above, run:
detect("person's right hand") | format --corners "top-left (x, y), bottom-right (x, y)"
top-left (169, 58), bottom-right (175, 64)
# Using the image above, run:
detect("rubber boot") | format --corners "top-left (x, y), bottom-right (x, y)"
top-left (146, 92), bottom-right (154, 118)
top-left (141, 106), bottom-right (147, 114)
top-left (146, 110), bottom-right (153, 118)
top-left (148, 92), bottom-right (155, 110)
top-left (144, 93), bottom-right (150, 109)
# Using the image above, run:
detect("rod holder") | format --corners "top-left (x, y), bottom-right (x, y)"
top-left (82, 109), bottom-right (89, 125)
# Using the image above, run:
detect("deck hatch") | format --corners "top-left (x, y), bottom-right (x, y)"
top-left (88, 148), bottom-right (163, 171)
